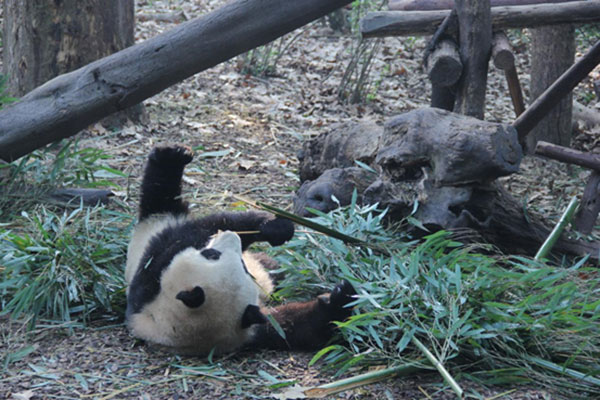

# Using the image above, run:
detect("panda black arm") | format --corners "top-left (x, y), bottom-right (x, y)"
top-left (198, 211), bottom-right (294, 250)
top-left (139, 145), bottom-right (193, 220)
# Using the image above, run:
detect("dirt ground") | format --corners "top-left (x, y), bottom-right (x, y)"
top-left (2, 0), bottom-right (598, 398)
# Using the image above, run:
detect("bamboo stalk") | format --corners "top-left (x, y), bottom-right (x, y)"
top-left (412, 336), bottom-right (464, 398)
top-left (534, 196), bottom-right (579, 261)
top-left (302, 363), bottom-right (422, 398)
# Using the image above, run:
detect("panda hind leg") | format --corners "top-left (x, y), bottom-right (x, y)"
top-left (250, 280), bottom-right (356, 351)
top-left (139, 145), bottom-right (194, 220)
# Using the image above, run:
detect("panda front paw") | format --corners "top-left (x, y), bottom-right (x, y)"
top-left (149, 145), bottom-right (194, 166)
top-left (260, 217), bottom-right (294, 246)
top-left (319, 280), bottom-right (356, 322)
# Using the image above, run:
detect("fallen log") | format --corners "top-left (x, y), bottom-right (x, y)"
top-left (0, 0), bottom-right (352, 162)
top-left (389, 0), bottom-right (579, 11)
top-left (361, 1), bottom-right (600, 38)
top-left (514, 40), bottom-right (600, 142)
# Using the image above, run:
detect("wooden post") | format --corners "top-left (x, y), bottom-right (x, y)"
top-left (426, 39), bottom-right (462, 111)
top-left (535, 141), bottom-right (600, 234)
top-left (492, 32), bottom-right (525, 116)
top-left (574, 171), bottom-right (600, 234)
top-left (452, 0), bottom-right (491, 119)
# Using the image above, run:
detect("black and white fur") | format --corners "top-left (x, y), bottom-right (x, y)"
top-left (125, 145), bottom-right (355, 355)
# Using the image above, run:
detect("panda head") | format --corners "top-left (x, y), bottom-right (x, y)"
top-left (128, 230), bottom-right (267, 354)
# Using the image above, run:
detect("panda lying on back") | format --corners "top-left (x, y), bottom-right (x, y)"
top-left (125, 145), bottom-right (355, 355)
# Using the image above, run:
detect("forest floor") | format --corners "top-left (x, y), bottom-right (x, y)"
top-left (2, 0), bottom-right (599, 399)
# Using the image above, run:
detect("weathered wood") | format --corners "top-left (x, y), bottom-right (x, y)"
top-left (491, 32), bottom-right (525, 116)
top-left (492, 31), bottom-right (514, 70)
top-left (426, 39), bottom-right (462, 87)
top-left (535, 141), bottom-right (600, 172)
top-left (0, 0), bottom-right (353, 162)
top-left (389, 0), bottom-right (579, 12)
top-left (514, 40), bottom-right (600, 143)
top-left (505, 66), bottom-right (525, 117)
top-left (295, 108), bottom-right (600, 259)
top-left (452, 0), bottom-right (491, 119)
top-left (574, 171), bottom-right (600, 234)
top-left (361, 1), bottom-right (600, 38)
top-left (431, 84), bottom-right (456, 111)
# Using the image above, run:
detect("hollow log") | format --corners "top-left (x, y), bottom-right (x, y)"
top-left (389, 0), bottom-right (579, 12)
top-left (514, 40), bottom-right (600, 143)
top-left (361, 1), bottom-right (600, 38)
top-left (0, 0), bottom-right (353, 162)
top-left (535, 141), bottom-right (600, 172)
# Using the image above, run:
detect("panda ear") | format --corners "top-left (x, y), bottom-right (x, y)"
top-left (241, 304), bottom-right (267, 328)
top-left (176, 286), bottom-right (205, 308)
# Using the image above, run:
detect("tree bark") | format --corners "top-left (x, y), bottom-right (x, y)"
top-left (0, 0), bottom-right (353, 162)
top-left (513, 40), bottom-right (600, 145)
top-left (361, 1), bottom-right (600, 38)
top-left (525, 25), bottom-right (575, 152)
top-left (389, 0), bottom-right (579, 12)
top-left (3, 0), bottom-right (134, 96)
top-left (2, 0), bottom-right (142, 126)
top-left (452, 0), bottom-right (491, 119)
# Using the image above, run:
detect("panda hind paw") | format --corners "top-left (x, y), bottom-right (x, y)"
top-left (149, 145), bottom-right (194, 166)
top-left (321, 280), bottom-right (356, 322)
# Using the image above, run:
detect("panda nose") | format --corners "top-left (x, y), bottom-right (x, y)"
top-left (176, 286), bottom-right (205, 308)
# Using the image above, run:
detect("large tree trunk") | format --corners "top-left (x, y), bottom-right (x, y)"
top-left (3, 0), bottom-right (134, 96)
top-left (2, 0), bottom-right (142, 125)
top-left (0, 0), bottom-right (353, 162)
top-left (453, 0), bottom-right (491, 119)
top-left (525, 25), bottom-right (575, 153)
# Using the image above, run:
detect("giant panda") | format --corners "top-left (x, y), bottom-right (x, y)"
top-left (125, 145), bottom-right (355, 355)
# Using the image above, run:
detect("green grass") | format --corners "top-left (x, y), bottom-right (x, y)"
top-left (271, 201), bottom-right (600, 398)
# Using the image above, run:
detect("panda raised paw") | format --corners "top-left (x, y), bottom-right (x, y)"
top-left (149, 144), bottom-right (194, 166)
top-left (259, 217), bottom-right (295, 246)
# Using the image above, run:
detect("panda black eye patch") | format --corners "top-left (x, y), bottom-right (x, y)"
top-left (200, 248), bottom-right (221, 260)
